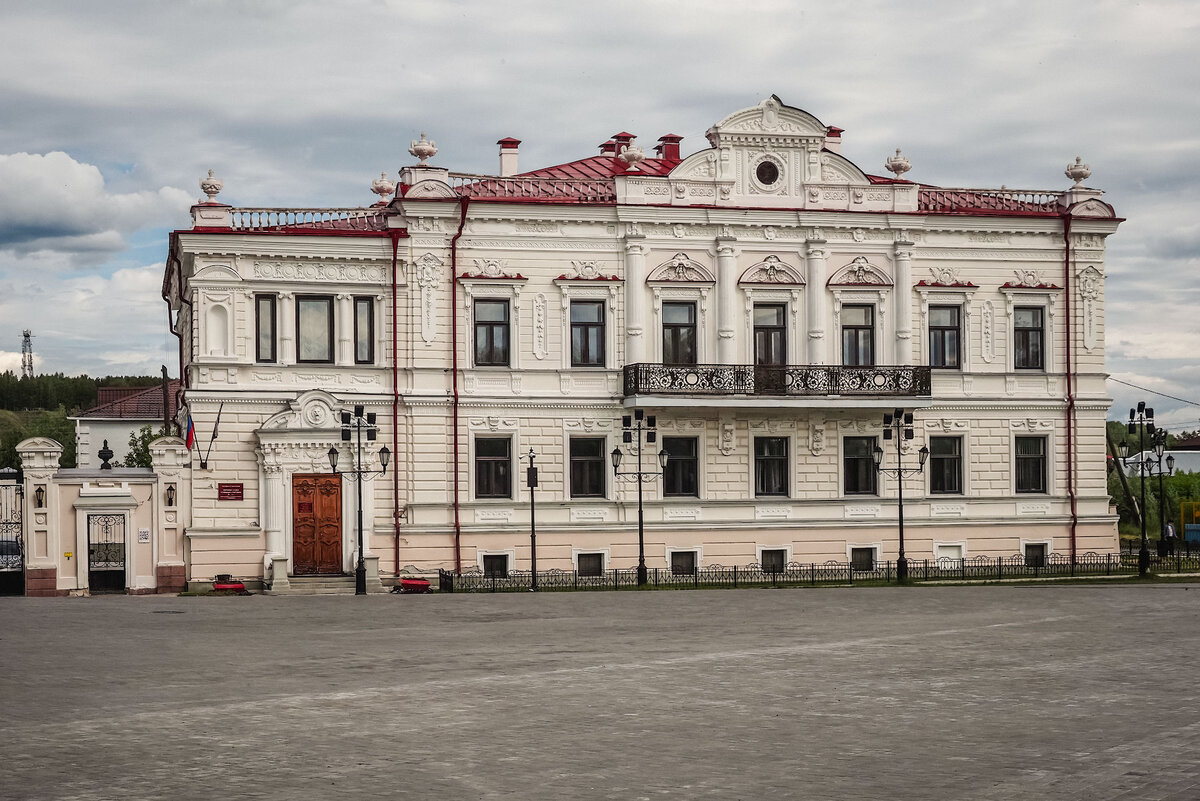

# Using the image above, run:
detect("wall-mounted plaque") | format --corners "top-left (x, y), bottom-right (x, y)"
top-left (217, 483), bottom-right (244, 501)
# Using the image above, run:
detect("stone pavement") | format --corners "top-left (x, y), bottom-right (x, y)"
top-left (2, 584), bottom-right (1199, 800)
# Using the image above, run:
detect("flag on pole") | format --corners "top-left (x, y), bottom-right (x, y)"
top-left (185, 416), bottom-right (196, 450)
top-left (212, 403), bottom-right (223, 441)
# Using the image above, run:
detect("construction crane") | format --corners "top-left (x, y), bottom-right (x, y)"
top-left (20, 330), bottom-right (33, 379)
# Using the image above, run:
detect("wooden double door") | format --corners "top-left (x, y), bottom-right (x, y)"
top-left (292, 474), bottom-right (343, 575)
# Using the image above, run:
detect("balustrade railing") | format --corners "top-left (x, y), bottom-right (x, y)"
top-left (449, 173), bottom-right (616, 202)
top-left (229, 208), bottom-right (389, 231)
top-left (623, 363), bottom-right (931, 398)
top-left (918, 187), bottom-right (1062, 214)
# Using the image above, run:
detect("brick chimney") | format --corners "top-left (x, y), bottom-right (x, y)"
top-left (599, 140), bottom-right (617, 155)
top-left (497, 137), bottom-right (521, 177)
top-left (655, 134), bottom-right (683, 163)
top-left (824, 126), bottom-right (844, 154)
top-left (612, 132), bottom-right (635, 157)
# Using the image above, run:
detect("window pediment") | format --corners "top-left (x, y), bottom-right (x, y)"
top-left (739, 255), bottom-right (805, 286)
top-left (828, 256), bottom-right (892, 287)
top-left (648, 253), bottom-right (715, 283)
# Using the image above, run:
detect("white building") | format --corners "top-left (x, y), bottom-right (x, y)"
top-left (163, 96), bottom-right (1121, 590)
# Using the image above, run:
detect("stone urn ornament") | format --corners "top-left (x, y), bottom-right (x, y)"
top-left (409, 132), bottom-right (438, 165)
top-left (619, 141), bottom-right (646, 172)
top-left (885, 149), bottom-right (911, 178)
top-left (371, 171), bottom-right (396, 201)
top-left (1065, 156), bottom-right (1091, 187)
top-left (200, 169), bottom-right (223, 203)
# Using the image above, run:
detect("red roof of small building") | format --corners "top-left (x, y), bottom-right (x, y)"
top-left (516, 154), bottom-right (677, 180)
top-left (77, 380), bottom-right (180, 420)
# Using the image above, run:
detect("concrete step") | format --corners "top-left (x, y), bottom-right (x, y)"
top-left (265, 575), bottom-right (388, 596)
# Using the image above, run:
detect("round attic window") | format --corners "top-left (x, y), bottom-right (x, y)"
top-left (756, 160), bottom-right (780, 186)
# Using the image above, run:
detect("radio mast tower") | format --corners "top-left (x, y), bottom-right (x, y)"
top-left (20, 330), bottom-right (33, 379)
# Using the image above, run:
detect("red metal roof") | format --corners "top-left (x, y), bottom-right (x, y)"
top-left (78, 380), bottom-right (180, 420)
top-left (516, 154), bottom-right (677, 179)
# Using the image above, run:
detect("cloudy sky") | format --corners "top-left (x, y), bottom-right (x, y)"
top-left (1, 1), bottom-right (1197, 424)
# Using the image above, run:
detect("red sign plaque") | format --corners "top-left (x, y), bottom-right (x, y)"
top-left (217, 483), bottom-right (244, 501)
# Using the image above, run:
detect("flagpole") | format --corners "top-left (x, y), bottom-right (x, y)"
top-left (200, 402), bottom-right (223, 470)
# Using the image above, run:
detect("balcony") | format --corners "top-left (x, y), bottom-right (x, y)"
top-left (622, 363), bottom-right (932, 409)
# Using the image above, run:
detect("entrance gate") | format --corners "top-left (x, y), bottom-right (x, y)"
top-left (0, 481), bottom-right (23, 596)
top-left (88, 514), bottom-right (126, 593)
top-left (293, 474), bottom-right (343, 575)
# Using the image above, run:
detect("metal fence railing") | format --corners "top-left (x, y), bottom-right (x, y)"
top-left (437, 552), bottom-right (1200, 593)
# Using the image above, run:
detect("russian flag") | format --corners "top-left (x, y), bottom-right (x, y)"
top-left (185, 415), bottom-right (196, 451)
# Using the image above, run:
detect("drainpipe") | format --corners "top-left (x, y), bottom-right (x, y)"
top-left (450, 198), bottom-right (470, 573)
top-left (1063, 213), bottom-right (1078, 563)
top-left (388, 229), bottom-right (403, 576)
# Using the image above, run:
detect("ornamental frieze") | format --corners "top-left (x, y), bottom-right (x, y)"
top-left (252, 261), bottom-right (386, 282)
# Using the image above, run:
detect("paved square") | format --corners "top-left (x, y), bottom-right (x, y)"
top-left (3, 584), bottom-right (1200, 800)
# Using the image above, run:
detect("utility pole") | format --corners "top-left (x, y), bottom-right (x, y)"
top-left (20, 330), bottom-right (33, 379)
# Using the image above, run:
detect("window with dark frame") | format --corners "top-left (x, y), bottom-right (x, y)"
top-left (1014, 306), bottom-right (1044, 370)
top-left (928, 305), bottom-right (961, 369)
top-left (1015, 436), bottom-right (1047, 493)
top-left (474, 299), bottom-right (510, 367)
top-left (662, 436), bottom-right (699, 497)
top-left (841, 304), bottom-right (875, 366)
top-left (296, 295), bottom-right (334, 363)
top-left (753, 303), bottom-right (787, 366)
top-left (474, 437), bottom-right (512, 499)
top-left (1024, 542), bottom-right (1048, 568)
top-left (929, 436), bottom-right (963, 495)
top-left (843, 436), bottom-right (878, 495)
top-left (671, 550), bottom-right (697, 576)
top-left (754, 437), bottom-right (788, 497)
top-left (570, 300), bottom-right (605, 367)
top-left (662, 301), bottom-right (698, 366)
top-left (569, 437), bottom-right (605, 498)
top-left (482, 554), bottom-right (508, 578)
top-left (760, 548), bottom-right (786, 573)
top-left (850, 547), bottom-right (876, 572)
top-left (576, 552), bottom-right (604, 577)
top-left (255, 294), bottom-right (276, 363)
top-left (354, 297), bottom-right (374, 364)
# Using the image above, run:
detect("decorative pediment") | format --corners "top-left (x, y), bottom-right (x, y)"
top-left (193, 263), bottom-right (242, 282)
top-left (260, 389), bottom-right (343, 432)
top-left (404, 180), bottom-right (457, 199)
top-left (739, 255), bottom-right (805, 285)
top-left (648, 253), bottom-right (715, 283)
top-left (828, 257), bottom-right (892, 287)
top-left (707, 95), bottom-right (828, 142)
top-left (819, 153), bottom-right (870, 186)
top-left (1068, 198), bottom-right (1115, 218)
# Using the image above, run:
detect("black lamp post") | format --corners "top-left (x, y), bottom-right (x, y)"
top-left (1121, 402), bottom-right (1156, 576)
top-left (872, 408), bottom-right (929, 583)
top-left (327, 405), bottom-right (390, 596)
top-left (526, 448), bottom-right (538, 591)
top-left (611, 409), bottom-right (668, 586)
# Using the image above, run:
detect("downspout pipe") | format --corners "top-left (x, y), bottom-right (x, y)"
top-left (1063, 212), bottom-right (1078, 563)
top-left (450, 198), bottom-right (470, 573)
top-left (389, 229), bottom-right (404, 577)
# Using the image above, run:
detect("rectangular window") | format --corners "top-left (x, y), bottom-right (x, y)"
top-left (929, 436), bottom-right (963, 494)
top-left (844, 436), bottom-right (878, 495)
top-left (841, 305), bottom-right (875, 366)
top-left (577, 553), bottom-right (604, 577)
top-left (662, 302), bottom-right (697, 366)
top-left (570, 300), bottom-right (605, 367)
top-left (760, 548), bottom-right (787, 574)
top-left (474, 300), bottom-right (510, 367)
top-left (475, 437), bottom-right (512, 499)
top-left (296, 296), bottom-right (334, 363)
top-left (662, 436), bottom-right (699, 497)
top-left (1024, 542), bottom-right (1048, 568)
top-left (354, 297), bottom-right (374, 364)
top-left (1015, 436), bottom-right (1047, 493)
top-left (928, 305), bottom-right (961, 369)
top-left (670, 550), bottom-right (697, 576)
top-left (569, 437), bottom-right (605, 498)
top-left (482, 554), bottom-right (508, 578)
top-left (850, 547), bottom-right (876, 572)
top-left (754, 437), bottom-right (788, 497)
top-left (255, 294), bottom-right (277, 363)
top-left (1014, 307), bottom-right (1044, 370)
top-left (753, 304), bottom-right (787, 367)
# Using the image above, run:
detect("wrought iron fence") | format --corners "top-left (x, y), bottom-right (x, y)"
top-left (437, 552), bottom-right (1199, 593)
top-left (623, 363), bottom-right (932, 398)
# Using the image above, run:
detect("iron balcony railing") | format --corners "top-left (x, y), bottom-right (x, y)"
top-left (623, 363), bottom-right (932, 398)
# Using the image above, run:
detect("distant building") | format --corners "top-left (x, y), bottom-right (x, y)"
top-left (156, 95), bottom-right (1121, 592)
top-left (73, 382), bottom-right (178, 468)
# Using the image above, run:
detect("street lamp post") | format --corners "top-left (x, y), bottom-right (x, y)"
top-left (527, 448), bottom-right (538, 591)
top-left (1118, 406), bottom-right (1174, 574)
top-left (611, 409), bottom-right (668, 586)
top-left (327, 405), bottom-right (390, 596)
top-left (872, 408), bottom-right (929, 583)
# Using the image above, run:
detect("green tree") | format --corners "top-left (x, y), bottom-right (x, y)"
top-left (116, 425), bottom-right (168, 468)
